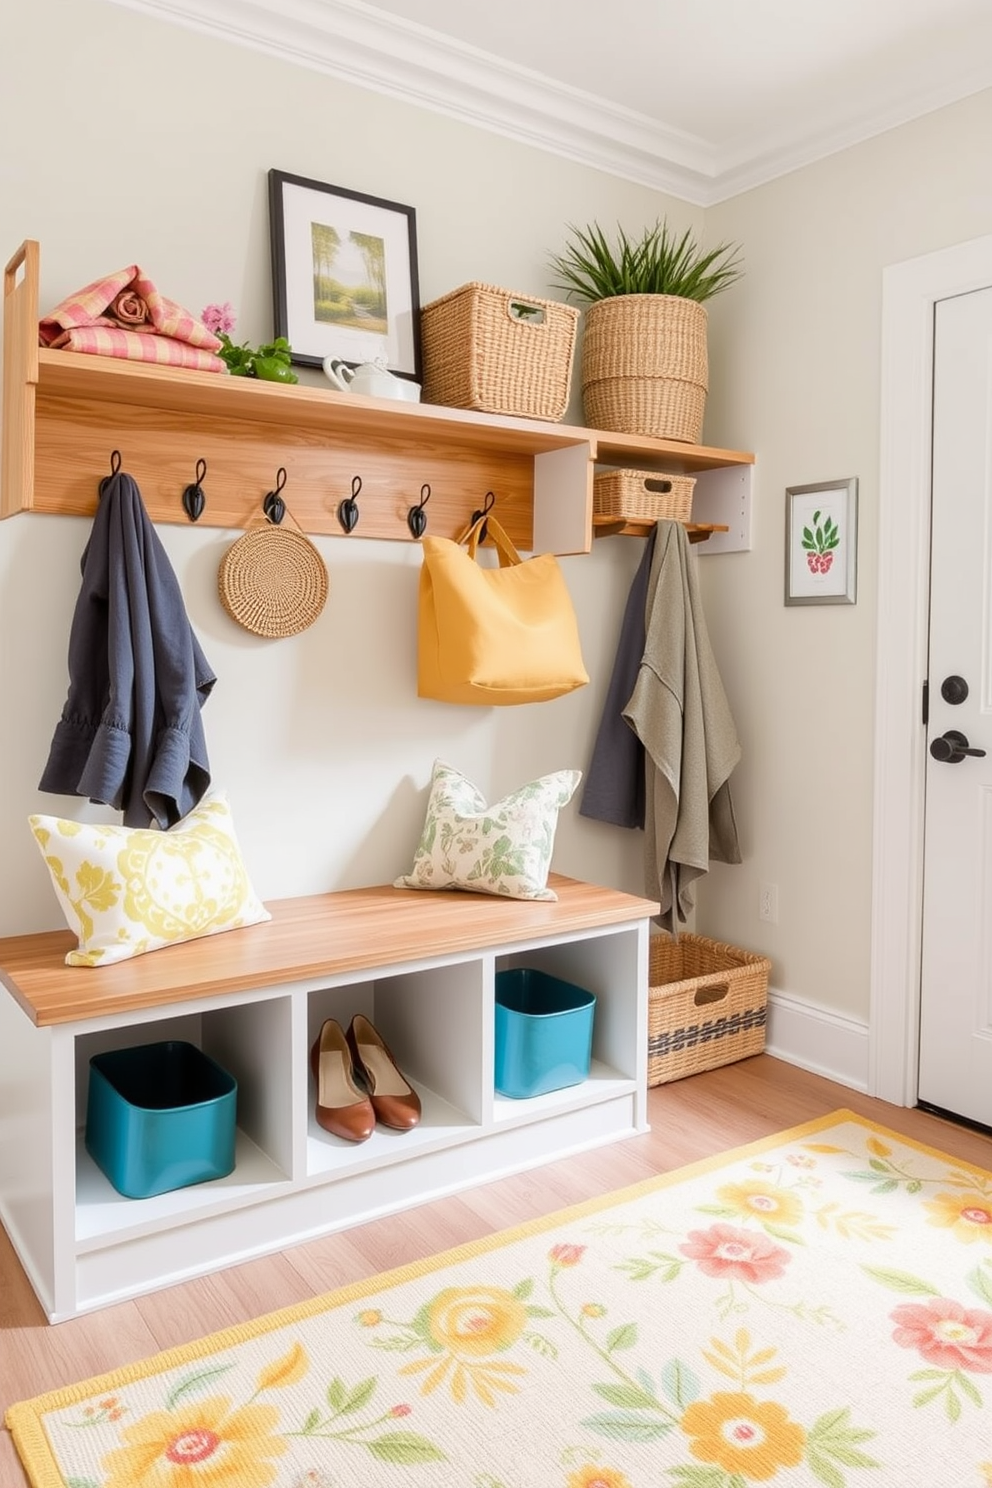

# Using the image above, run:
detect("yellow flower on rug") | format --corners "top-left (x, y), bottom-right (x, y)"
top-left (680, 1389), bottom-right (806, 1479)
top-left (924, 1190), bottom-right (992, 1244)
top-left (100, 1396), bottom-right (286, 1486)
top-left (715, 1178), bottom-right (804, 1232)
top-left (565, 1465), bottom-right (633, 1488)
top-left (427, 1285), bottom-right (528, 1355)
top-left (373, 1284), bottom-right (533, 1406)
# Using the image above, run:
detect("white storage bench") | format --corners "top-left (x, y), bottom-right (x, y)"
top-left (0, 875), bottom-right (656, 1322)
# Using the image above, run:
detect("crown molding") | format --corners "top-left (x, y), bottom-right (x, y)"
top-left (100, 0), bottom-right (719, 203)
top-left (711, 61), bottom-right (992, 202)
top-left (103, 0), bottom-right (992, 206)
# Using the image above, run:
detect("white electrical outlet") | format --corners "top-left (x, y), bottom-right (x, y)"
top-left (759, 881), bottom-right (779, 923)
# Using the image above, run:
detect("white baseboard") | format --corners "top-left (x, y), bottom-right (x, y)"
top-left (764, 987), bottom-right (870, 1093)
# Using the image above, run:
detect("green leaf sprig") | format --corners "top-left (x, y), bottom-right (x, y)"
top-left (216, 332), bottom-right (298, 383)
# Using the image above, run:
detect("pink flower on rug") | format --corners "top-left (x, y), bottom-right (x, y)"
top-left (679, 1223), bottom-right (791, 1283)
top-left (890, 1298), bottom-right (992, 1372)
top-left (549, 1243), bottom-right (586, 1268)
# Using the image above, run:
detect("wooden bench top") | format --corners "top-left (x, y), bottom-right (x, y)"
top-left (0, 877), bottom-right (659, 1028)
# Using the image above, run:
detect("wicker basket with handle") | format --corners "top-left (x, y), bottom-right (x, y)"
top-left (647, 932), bottom-right (770, 1086)
top-left (420, 282), bottom-right (579, 421)
top-left (594, 468), bottom-right (696, 524)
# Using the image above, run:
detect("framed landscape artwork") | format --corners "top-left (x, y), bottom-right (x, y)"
top-left (268, 169), bottom-right (422, 379)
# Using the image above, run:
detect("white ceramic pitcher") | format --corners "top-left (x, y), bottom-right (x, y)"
top-left (322, 356), bottom-right (420, 402)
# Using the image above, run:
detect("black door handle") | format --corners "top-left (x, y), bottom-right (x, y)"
top-left (930, 729), bottom-right (987, 764)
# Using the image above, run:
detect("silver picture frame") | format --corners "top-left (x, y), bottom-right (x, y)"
top-left (785, 477), bottom-right (858, 606)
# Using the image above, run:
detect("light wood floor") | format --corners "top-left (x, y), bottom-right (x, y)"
top-left (3, 1054), bottom-right (991, 1483)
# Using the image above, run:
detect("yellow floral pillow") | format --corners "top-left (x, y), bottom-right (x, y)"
top-left (29, 792), bottom-right (270, 967)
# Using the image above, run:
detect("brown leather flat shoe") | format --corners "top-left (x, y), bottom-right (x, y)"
top-left (346, 1014), bottom-right (422, 1131)
top-left (310, 1018), bottom-right (376, 1142)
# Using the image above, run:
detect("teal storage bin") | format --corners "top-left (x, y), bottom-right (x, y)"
top-left (85, 1040), bottom-right (237, 1199)
top-left (494, 969), bottom-right (596, 1099)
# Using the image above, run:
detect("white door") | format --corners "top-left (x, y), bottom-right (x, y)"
top-left (918, 286), bottom-right (992, 1126)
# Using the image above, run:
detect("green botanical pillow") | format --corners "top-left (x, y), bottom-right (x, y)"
top-left (395, 759), bottom-right (581, 901)
top-left (29, 791), bottom-right (270, 967)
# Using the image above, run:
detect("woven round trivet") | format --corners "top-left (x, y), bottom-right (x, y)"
top-left (218, 520), bottom-right (328, 638)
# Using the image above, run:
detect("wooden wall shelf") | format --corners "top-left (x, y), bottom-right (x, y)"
top-left (593, 517), bottom-right (730, 542)
top-left (2, 241), bottom-right (754, 554)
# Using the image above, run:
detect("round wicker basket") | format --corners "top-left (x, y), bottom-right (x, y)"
top-left (218, 522), bottom-right (328, 638)
top-left (581, 294), bottom-right (708, 443)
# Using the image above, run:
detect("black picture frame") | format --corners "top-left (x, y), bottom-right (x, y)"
top-left (268, 169), bottom-right (421, 380)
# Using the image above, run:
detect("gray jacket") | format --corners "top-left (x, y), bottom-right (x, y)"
top-left (39, 468), bottom-right (216, 828)
top-left (624, 520), bottom-right (741, 931)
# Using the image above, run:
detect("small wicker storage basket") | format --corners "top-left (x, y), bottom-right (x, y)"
top-left (594, 468), bottom-right (696, 524)
top-left (420, 282), bottom-right (579, 422)
top-left (581, 294), bottom-right (708, 443)
top-left (647, 933), bottom-right (770, 1086)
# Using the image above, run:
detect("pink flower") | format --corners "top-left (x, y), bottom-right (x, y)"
top-left (890, 1298), bottom-right (992, 1372)
top-left (390, 1403), bottom-right (412, 1417)
top-left (201, 301), bottom-right (236, 335)
top-left (679, 1223), bottom-right (792, 1284)
top-left (549, 1243), bottom-right (586, 1268)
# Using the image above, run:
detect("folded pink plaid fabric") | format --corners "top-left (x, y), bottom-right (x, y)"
top-left (39, 264), bottom-right (225, 373)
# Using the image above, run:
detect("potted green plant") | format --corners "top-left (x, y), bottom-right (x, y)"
top-left (549, 221), bottom-right (742, 443)
top-left (201, 302), bottom-right (299, 383)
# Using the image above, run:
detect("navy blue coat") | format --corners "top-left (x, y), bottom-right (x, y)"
top-left (39, 468), bottom-right (216, 828)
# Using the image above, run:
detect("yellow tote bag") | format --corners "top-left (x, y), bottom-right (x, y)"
top-left (417, 510), bottom-right (589, 705)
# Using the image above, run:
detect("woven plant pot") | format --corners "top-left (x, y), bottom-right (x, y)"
top-left (581, 294), bottom-right (708, 443)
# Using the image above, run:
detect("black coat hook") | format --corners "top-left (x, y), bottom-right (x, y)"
top-left (407, 483), bottom-right (431, 540)
top-left (98, 449), bottom-right (124, 499)
top-left (263, 466), bottom-right (288, 525)
top-left (470, 490), bottom-right (496, 543)
top-left (182, 458), bottom-right (208, 522)
top-left (338, 474), bottom-right (362, 534)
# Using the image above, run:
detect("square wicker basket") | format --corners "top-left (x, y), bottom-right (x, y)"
top-left (647, 932), bottom-right (770, 1086)
top-left (420, 282), bottom-right (579, 422)
top-left (594, 468), bottom-right (696, 524)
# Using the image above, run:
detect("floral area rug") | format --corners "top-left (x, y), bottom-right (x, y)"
top-left (7, 1110), bottom-right (992, 1488)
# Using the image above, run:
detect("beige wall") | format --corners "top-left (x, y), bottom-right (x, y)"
top-left (0, 0), bottom-right (697, 933)
top-left (3, 0), bottom-right (989, 1042)
top-left (697, 90), bottom-right (992, 1019)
